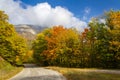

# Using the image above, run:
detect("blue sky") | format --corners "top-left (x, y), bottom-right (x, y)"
top-left (20, 0), bottom-right (120, 21)
top-left (0, 0), bottom-right (120, 30)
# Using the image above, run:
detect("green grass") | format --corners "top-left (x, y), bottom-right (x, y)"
top-left (0, 57), bottom-right (23, 80)
top-left (47, 67), bottom-right (120, 80)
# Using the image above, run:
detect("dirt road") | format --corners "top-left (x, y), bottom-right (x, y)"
top-left (10, 64), bottom-right (66, 80)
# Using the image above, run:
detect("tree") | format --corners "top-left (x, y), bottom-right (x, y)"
top-left (0, 10), bottom-right (27, 65)
top-left (32, 28), bottom-right (49, 65)
top-left (87, 17), bottom-right (114, 68)
top-left (32, 10), bottom-right (120, 68)
top-left (106, 10), bottom-right (120, 68)
top-left (33, 26), bottom-right (82, 67)
top-left (86, 11), bottom-right (120, 68)
top-left (79, 28), bottom-right (90, 67)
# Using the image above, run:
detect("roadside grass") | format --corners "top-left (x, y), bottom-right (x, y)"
top-left (0, 57), bottom-right (23, 80)
top-left (46, 67), bottom-right (120, 80)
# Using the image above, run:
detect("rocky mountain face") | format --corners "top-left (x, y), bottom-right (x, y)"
top-left (14, 24), bottom-right (46, 40)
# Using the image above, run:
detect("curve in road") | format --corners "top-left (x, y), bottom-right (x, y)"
top-left (10, 64), bottom-right (66, 80)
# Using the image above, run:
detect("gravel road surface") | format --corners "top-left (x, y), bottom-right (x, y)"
top-left (10, 64), bottom-right (66, 80)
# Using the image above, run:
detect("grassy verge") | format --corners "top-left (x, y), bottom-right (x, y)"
top-left (0, 57), bottom-right (23, 80)
top-left (47, 67), bottom-right (120, 80)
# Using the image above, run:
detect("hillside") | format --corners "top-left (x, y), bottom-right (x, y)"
top-left (0, 56), bottom-right (22, 80)
top-left (14, 24), bottom-right (47, 40)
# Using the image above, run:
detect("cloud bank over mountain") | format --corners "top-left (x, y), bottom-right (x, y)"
top-left (0, 0), bottom-right (87, 30)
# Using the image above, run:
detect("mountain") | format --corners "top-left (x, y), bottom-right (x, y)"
top-left (14, 24), bottom-right (46, 40)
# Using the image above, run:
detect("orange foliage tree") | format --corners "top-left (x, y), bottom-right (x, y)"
top-left (33, 26), bottom-right (82, 67)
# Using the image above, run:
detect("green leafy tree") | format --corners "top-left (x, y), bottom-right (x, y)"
top-left (32, 28), bottom-right (49, 65)
top-left (87, 17), bottom-right (114, 68)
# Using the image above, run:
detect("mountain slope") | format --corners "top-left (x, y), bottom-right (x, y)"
top-left (14, 24), bottom-right (46, 40)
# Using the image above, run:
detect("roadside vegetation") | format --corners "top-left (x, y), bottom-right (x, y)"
top-left (47, 67), bottom-right (120, 80)
top-left (0, 11), bottom-right (28, 66)
top-left (33, 10), bottom-right (120, 69)
top-left (0, 57), bottom-right (23, 80)
top-left (0, 11), bottom-right (27, 79)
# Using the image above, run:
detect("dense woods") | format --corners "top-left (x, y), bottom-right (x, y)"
top-left (33, 10), bottom-right (120, 68)
top-left (0, 10), bottom-right (120, 68)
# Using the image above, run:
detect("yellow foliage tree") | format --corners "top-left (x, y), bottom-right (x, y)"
top-left (0, 10), bottom-right (27, 65)
top-left (106, 10), bottom-right (120, 68)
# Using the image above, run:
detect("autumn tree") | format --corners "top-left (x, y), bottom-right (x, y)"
top-left (32, 28), bottom-right (49, 65)
top-left (87, 18), bottom-right (111, 68)
top-left (86, 11), bottom-right (120, 68)
top-left (33, 10), bottom-right (120, 68)
top-left (79, 28), bottom-right (91, 67)
top-left (33, 26), bottom-right (82, 67)
top-left (0, 11), bottom-right (27, 65)
top-left (106, 10), bottom-right (120, 68)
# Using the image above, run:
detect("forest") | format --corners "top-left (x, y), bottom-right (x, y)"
top-left (0, 10), bottom-right (120, 69)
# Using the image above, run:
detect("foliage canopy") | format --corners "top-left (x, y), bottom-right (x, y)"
top-left (0, 11), bottom-right (27, 65)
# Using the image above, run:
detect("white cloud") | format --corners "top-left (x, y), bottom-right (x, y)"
top-left (99, 19), bottom-right (106, 24)
top-left (82, 7), bottom-right (91, 21)
top-left (0, 0), bottom-right (87, 31)
top-left (84, 7), bottom-right (91, 14)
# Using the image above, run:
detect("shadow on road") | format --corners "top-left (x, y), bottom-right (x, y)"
top-left (23, 64), bottom-right (39, 68)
